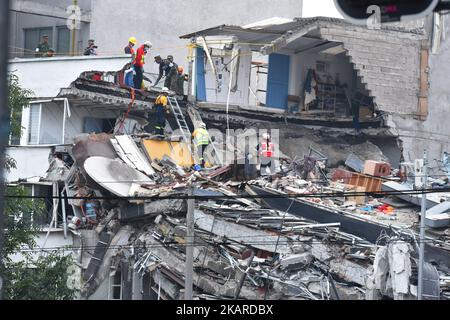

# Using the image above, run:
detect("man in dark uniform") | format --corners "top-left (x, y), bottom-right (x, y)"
top-left (154, 55), bottom-right (178, 90)
top-left (154, 87), bottom-right (170, 135)
top-left (35, 35), bottom-right (52, 57)
top-left (84, 39), bottom-right (98, 56)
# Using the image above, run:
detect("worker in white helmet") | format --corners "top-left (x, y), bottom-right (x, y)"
top-left (133, 41), bottom-right (152, 89)
top-left (257, 133), bottom-right (274, 176)
top-left (192, 122), bottom-right (210, 168)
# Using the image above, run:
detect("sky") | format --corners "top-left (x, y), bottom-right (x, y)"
top-left (303, 0), bottom-right (343, 18)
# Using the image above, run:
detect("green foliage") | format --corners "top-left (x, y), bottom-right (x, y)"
top-left (7, 73), bottom-right (33, 139)
top-left (2, 74), bottom-right (76, 300)
top-left (4, 253), bottom-right (76, 300)
top-left (3, 186), bottom-right (42, 259)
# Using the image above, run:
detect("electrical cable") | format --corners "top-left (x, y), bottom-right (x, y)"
top-left (9, 237), bottom-right (448, 254)
top-left (5, 186), bottom-right (450, 201)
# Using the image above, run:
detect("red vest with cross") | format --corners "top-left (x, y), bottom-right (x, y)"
top-left (260, 140), bottom-right (274, 157)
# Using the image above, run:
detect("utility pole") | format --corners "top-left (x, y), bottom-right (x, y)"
top-left (71, 0), bottom-right (78, 56)
top-left (418, 150), bottom-right (427, 300)
top-left (184, 184), bottom-right (194, 300)
top-left (0, 0), bottom-right (10, 300)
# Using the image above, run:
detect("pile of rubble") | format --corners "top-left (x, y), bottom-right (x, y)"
top-left (37, 129), bottom-right (450, 300)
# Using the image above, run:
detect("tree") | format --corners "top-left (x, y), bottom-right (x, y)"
top-left (1, 73), bottom-right (76, 300)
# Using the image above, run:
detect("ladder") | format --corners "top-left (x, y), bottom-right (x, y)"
top-left (167, 96), bottom-right (190, 140)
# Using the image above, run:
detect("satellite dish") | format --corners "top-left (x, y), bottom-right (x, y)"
top-left (84, 157), bottom-right (153, 197)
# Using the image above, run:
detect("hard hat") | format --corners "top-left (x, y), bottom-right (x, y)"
top-left (177, 66), bottom-right (184, 73)
top-left (200, 122), bottom-right (206, 129)
top-left (162, 87), bottom-right (170, 93)
top-left (144, 41), bottom-right (152, 48)
top-left (128, 37), bottom-right (137, 45)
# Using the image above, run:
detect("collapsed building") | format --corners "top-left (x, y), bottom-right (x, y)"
top-left (5, 16), bottom-right (450, 300)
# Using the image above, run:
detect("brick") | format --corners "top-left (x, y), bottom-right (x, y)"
top-left (363, 160), bottom-right (391, 177)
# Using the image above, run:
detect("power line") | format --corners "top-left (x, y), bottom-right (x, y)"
top-left (4, 187), bottom-right (450, 201)
top-left (10, 238), bottom-right (447, 254)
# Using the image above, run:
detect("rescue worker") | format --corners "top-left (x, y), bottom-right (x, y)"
top-left (176, 66), bottom-right (188, 97)
top-left (124, 37), bottom-right (137, 55)
top-left (35, 35), bottom-right (52, 57)
top-left (83, 39), bottom-right (98, 56)
top-left (133, 41), bottom-right (152, 89)
top-left (154, 87), bottom-right (170, 135)
top-left (166, 55), bottom-right (179, 90)
top-left (192, 122), bottom-right (210, 168)
top-left (257, 133), bottom-right (274, 175)
top-left (154, 55), bottom-right (178, 90)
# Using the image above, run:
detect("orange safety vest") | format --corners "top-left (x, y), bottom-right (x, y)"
top-left (260, 141), bottom-right (274, 158)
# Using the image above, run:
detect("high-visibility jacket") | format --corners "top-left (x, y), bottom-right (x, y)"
top-left (193, 128), bottom-right (209, 146)
top-left (134, 45), bottom-right (146, 67)
top-left (260, 140), bottom-right (274, 158)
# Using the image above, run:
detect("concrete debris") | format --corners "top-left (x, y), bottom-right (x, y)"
top-left (29, 128), bottom-right (450, 300)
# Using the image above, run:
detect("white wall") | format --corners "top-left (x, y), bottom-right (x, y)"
top-left (90, 0), bottom-right (303, 76)
top-left (5, 146), bottom-right (52, 183)
top-left (303, 0), bottom-right (342, 18)
top-left (20, 101), bottom-right (123, 146)
top-left (203, 45), bottom-right (252, 105)
top-left (9, 231), bottom-right (74, 263)
top-left (9, 55), bottom-right (131, 98)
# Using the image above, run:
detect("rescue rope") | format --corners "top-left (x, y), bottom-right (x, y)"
top-left (115, 87), bottom-right (136, 134)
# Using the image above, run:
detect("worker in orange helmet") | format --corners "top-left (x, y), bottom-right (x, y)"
top-left (176, 66), bottom-right (188, 98)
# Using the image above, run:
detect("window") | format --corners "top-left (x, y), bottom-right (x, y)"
top-left (57, 27), bottom-right (70, 56)
top-left (83, 118), bottom-right (116, 134)
top-left (110, 270), bottom-right (122, 300)
top-left (24, 27), bottom-right (53, 58)
top-left (28, 104), bottom-right (41, 145)
top-left (316, 61), bottom-right (330, 73)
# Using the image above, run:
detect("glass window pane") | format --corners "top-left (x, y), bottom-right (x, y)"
top-left (28, 104), bottom-right (40, 145)
top-left (57, 27), bottom-right (70, 56)
top-left (24, 29), bottom-right (39, 58)
top-left (24, 27), bottom-right (53, 57)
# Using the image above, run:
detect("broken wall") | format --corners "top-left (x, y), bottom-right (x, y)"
top-left (318, 21), bottom-right (425, 116)
top-left (290, 51), bottom-right (355, 99)
top-left (388, 15), bottom-right (450, 163)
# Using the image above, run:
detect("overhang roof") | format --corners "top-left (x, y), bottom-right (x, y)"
top-left (180, 16), bottom-right (426, 45)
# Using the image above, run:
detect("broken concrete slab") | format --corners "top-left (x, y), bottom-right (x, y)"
top-left (280, 252), bottom-right (313, 270)
top-left (194, 209), bottom-right (292, 254)
top-left (84, 156), bottom-right (154, 197)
